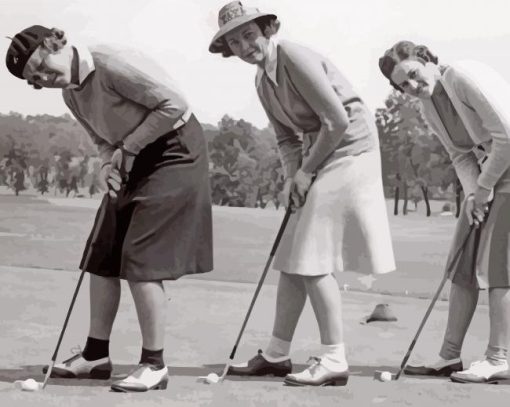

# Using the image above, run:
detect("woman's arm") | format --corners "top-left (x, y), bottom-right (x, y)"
top-left (258, 97), bottom-right (302, 180)
top-left (105, 56), bottom-right (191, 155)
top-left (422, 99), bottom-right (480, 196)
top-left (448, 149), bottom-right (480, 197)
top-left (63, 95), bottom-right (115, 164)
top-left (282, 44), bottom-right (349, 174)
top-left (454, 70), bottom-right (510, 191)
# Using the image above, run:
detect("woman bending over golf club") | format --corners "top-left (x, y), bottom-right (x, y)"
top-left (6, 25), bottom-right (213, 392)
top-left (209, 2), bottom-right (396, 387)
top-left (379, 41), bottom-right (510, 384)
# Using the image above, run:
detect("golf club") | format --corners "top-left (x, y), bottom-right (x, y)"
top-left (212, 205), bottom-right (293, 383)
top-left (41, 193), bottom-right (113, 389)
top-left (374, 223), bottom-right (476, 382)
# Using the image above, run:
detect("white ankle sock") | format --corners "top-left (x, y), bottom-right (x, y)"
top-left (320, 343), bottom-right (348, 372)
top-left (264, 336), bottom-right (291, 361)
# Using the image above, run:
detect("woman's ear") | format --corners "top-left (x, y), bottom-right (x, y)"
top-left (423, 61), bottom-right (441, 77)
top-left (50, 27), bottom-right (65, 40)
top-left (43, 28), bottom-right (67, 53)
top-left (263, 20), bottom-right (278, 39)
top-left (42, 36), bottom-right (57, 52)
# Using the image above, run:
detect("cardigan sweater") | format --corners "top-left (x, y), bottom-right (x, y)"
top-left (420, 60), bottom-right (510, 195)
top-left (256, 40), bottom-right (378, 178)
top-left (62, 45), bottom-right (191, 163)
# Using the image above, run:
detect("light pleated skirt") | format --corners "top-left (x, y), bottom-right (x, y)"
top-left (273, 149), bottom-right (396, 276)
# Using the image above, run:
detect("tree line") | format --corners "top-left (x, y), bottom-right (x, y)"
top-left (376, 91), bottom-right (461, 217)
top-left (0, 92), bottom-right (461, 214)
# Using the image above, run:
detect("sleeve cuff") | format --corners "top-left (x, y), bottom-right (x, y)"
top-left (99, 148), bottom-right (115, 164)
top-left (283, 160), bottom-right (300, 180)
top-left (477, 173), bottom-right (496, 192)
top-left (122, 108), bottom-right (192, 154)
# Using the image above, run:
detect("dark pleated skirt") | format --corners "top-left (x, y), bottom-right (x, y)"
top-left (449, 193), bottom-right (510, 289)
top-left (80, 115), bottom-right (213, 282)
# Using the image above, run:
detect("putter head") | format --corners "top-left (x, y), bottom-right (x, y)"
top-left (197, 362), bottom-right (230, 385)
top-left (218, 362), bottom-right (230, 382)
top-left (41, 360), bottom-right (55, 389)
top-left (196, 372), bottom-right (224, 385)
top-left (373, 370), bottom-right (397, 382)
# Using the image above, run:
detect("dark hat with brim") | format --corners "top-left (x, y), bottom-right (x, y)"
top-left (209, 1), bottom-right (277, 54)
top-left (6, 25), bottom-right (53, 79)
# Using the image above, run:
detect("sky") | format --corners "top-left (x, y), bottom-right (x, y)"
top-left (1, 0), bottom-right (510, 128)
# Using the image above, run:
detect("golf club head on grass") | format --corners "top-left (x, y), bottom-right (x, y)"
top-left (218, 361), bottom-right (231, 382)
top-left (197, 360), bottom-right (232, 384)
top-left (41, 360), bottom-right (55, 389)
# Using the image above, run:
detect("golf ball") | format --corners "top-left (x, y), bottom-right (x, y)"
top-left (379, 371), bottom-right (392, 382)
top-left (205, 373), bottom-right (220, 384)
top-left (16, 378), bottom-right (40, 391)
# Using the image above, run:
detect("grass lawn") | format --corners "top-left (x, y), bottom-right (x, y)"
top-left (0, 192), bottom-right (507, 407)
top-left (0, 268), bottom-right (507, 407)
top-left (0, 192), bottom-right (461, 300)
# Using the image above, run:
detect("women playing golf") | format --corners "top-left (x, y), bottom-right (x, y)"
top-left (379, 41), bottom-right (510, 383)
top-left (209, 2), bottom-right (396, 387)
top-left (5, 25), bottom-right (213, 392)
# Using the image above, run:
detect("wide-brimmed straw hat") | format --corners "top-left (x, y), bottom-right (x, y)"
top-left (209, 1), bottom-right (278, 54)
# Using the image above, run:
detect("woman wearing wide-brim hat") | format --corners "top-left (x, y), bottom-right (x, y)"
top-left (210, 1), bottom-right (396, 387)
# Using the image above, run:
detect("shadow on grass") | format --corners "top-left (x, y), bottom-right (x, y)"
top-left (203, 363), bottom-right (404, 381)
top-left (0, 364), bottom-right (283, 386)
top-left (0, 364), bottom-right (217, 387)
top-left (1, 363), bottom-right (458, 388)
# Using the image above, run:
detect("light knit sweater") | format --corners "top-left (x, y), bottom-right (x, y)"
top-left (62, 46), bottom-right (191, 162)
top-left (256, 40), bottom-right (378, 178)
top-left (420, 60), bottom-right (510, 195)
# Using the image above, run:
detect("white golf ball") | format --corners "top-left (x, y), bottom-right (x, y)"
top-left (379, 371), bottom-right (392, 382)
top-left (205, 373), bottom-right (220, 384)
top-left (20, 378), bottom-right (40, 391)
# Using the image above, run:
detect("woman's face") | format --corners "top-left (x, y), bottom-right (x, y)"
top-left (390, 59), bottom-right (440, 99)
top-left (224, 22), bottom-right (270, 65)
top-left (22, 44), bottom-right (73, 89)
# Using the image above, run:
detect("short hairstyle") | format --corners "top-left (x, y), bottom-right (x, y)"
top-left (379, 41), bottom-right (439, 91)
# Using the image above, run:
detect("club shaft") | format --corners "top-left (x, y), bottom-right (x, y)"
top-left (395, 273), bottom-right (448, 380)
top-left (50, 269), bottom-right (86, 361)
top-left (44, 193), bottom-right (112, 388)
top-left (228, 207), bottom-right (293, 361)
top-left (395, 225), bottom-right (475, 380)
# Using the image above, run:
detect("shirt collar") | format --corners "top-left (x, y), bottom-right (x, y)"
top-left (66, 45), bottom-right (95, 89)
top-left (256, 37), bottom-right (278, 88)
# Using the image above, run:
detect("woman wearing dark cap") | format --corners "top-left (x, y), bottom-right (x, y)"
top-left (6, 25), bottom-right (213, 392)
top-left (379, 41), bottom-right (510, 384)
top-left (209, 2), bottom-right (396, 387)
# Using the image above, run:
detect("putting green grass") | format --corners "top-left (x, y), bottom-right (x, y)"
top-left (0, 194), bottom-right (508, 406)
top-left (0, 268), bottom-right (506, 407)
top-left (0, 193), bottom-right (460, 300)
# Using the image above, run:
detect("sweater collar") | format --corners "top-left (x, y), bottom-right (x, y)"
top-left (255, 37), bottom-right (278, 88)
top-left (66, 45), bottom-right (95, 89)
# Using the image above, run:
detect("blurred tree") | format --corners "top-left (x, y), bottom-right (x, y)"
top-left (377, 90), bottom-right (458, 216)
top-left (208, 115), bottom-right (281, 207)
